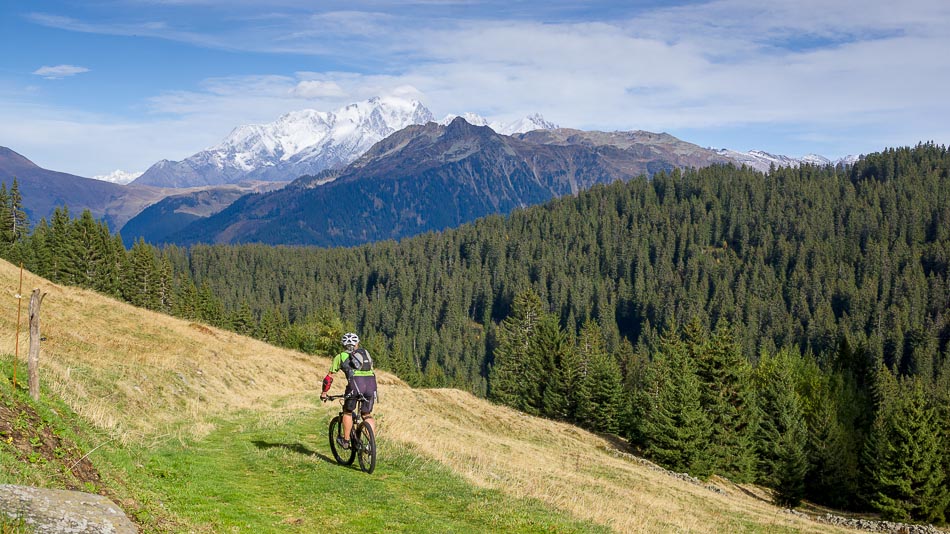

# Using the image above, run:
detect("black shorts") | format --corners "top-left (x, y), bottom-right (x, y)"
top-left (344, 375), bottom-right (377, 414)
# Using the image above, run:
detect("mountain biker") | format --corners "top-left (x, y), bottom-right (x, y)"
top-left (320, 332), bottom-right (377, 450)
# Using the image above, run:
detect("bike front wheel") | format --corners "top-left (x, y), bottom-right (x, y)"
top-left (354, 422), bottom-right (376, 474)
top-left (328, 416), bottom-right (355, 465)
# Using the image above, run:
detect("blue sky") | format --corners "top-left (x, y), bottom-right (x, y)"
top-left (1, 0), bottom-right (948, 178)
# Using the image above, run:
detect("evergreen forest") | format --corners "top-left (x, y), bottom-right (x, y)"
top-left (2, 143), bottom-right (949, 523)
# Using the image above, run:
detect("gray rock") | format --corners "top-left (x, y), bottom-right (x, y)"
top-left (0, 485), bottom-right (137, 533)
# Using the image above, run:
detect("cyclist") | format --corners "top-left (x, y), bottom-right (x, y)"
top-left (320, 332), bottom-right (377, 450)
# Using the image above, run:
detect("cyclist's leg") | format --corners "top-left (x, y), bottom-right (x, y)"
top-left (342, 411), bottom-right (354, 443)
top-left (361, 413), bottom-right (375, 434)
top-left (356, 376), bottom-right (378, 434)
top-left (341, 384), bottom-right (358, 446)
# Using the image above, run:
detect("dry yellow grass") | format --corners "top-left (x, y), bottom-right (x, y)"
top-left (0, 259), bottom-right (858, 533)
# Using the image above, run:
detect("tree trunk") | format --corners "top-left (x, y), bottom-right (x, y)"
top-left (28, 288), bottom-right (47, 401)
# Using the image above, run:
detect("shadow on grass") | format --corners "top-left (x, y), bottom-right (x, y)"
top-left (250, 440), bottom-right (335, 464)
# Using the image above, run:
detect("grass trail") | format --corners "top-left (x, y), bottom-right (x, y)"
top-left (107, 406), bottom-right (608, 533)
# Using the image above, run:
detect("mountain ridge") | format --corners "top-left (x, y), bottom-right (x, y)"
top-left (159, 117), bottom-right (734, 247)
top-left (125, 95), bottom-right (857, 190)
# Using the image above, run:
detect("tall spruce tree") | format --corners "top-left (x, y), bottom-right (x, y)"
top-left (9, 178), bottom-right (27, 242)
top-left (688, 320), bottom-right (759, 482)
top-left (864, 374), bottom-right (948, 522)
top-left (642, 331), bottom-right (711, 477)
top-left (535, 313), bottom-right (575, 421)
top-left (488, 289), bottom-right (546, 415)
top-left (755, 349), bottom-right (809, 508)
top-left (573, 320), bottom-right (625, 433)
top-left (0, 182), bottom-right (9, 247)
top-left (934, 357), bottom-right (950, 522)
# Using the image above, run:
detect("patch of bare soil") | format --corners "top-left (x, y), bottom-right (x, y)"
top-left (0, 389), bottom-right (101, 489)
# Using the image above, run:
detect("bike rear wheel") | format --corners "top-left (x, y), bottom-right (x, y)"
top-left (355, 422), bottom-right (376, 474)
top-left (328, 416), bottom-right (355, 465)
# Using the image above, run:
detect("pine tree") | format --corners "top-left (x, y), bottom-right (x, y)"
top-left (755, 349), bottom-right (809, 508)
top-left (255, 306), bottom-right (287, 346)
top-left (47, 207), bottom-right (81, 284)
top-left (126, 238), bottom-right (160, 309)
top-left (175, 277), bottom-right (200, 320)
top-left (9, 178), bottom-right (28, 242)
top-left (535, 313), bottom-right (575, 420)
top-left (642, 332), bottom-right (711, 477)
top-left (573, 320), bottom-right (625, 433)
top-left (156, 255), bottom-right (174, 312)
top-left (864, 375), bottom-right (948, 522)
top-left (803, 380), bottom-right (856, 508)
top-left (689, 320), bottom-right (759, 482)
top-left (934, 356), bottom-right (950, 522)
top-left (72, 210), bottom-right (105, 288)
top-left (231, 300), bottom-right (255, 335)
top-left (0, 182), bottom-right (10, 248)
top-left (196, 281), bottom-right (224, 327)
top-left (488, 289), bottom-right (546, 415)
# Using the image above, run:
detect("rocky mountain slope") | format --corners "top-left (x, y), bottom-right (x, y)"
top-left (161, 117), bottom-right (734, 247)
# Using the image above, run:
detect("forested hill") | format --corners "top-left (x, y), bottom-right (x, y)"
top-left (171, 143), bottom-right (949, 386)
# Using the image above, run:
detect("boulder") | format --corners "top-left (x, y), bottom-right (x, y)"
top-left (0, 485), bottom-right (136, 533)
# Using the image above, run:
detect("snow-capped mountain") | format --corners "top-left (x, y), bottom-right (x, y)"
top-left (438, 112), bottom-right (558, 135)
top-left (92, 169), bottom-right (142, 185)
top-left (133, 96), bottom-right (435, 188)
top-left (715, 149), bottom-right (860, 173)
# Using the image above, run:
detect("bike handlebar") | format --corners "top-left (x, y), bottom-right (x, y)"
top-left (322, 393), bottom-right (371, 402)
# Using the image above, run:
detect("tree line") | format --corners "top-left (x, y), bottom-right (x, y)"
top-left (2, 142), bottom-right (949, 522)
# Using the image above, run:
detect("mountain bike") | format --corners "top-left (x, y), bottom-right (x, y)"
top-left (323, 392), bottom-right (376, 474)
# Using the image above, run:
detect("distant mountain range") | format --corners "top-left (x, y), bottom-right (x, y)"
top-left (0, 146), bottom-right (282, 232)
top-left (130, 96), bottom-right (857, 189)
top-left (150, 117), bottom-right (736, 247)
top-left (2, 95), bottom-right (864, 247)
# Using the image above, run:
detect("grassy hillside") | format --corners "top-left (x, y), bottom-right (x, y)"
top-left (0, 259), bottom-right (857, 533)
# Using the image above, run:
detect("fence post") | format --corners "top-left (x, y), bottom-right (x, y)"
top-left (28, 288), bottom-right (47, 401)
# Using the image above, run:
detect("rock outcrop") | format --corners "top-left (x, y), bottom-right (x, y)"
top-left (0, 485), bottom-right (137, 533)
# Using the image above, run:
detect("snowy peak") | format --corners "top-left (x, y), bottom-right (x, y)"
top-left (133, 96), bottom-right (435, 187)
top-left (212, 96), bottom-right (433, 166)
top-left (438, 112), bottom-right (558, 135)
top-left (439, 112), bottom-right (491, 128)
top-left (502, 113), bottom-right (559, 134)
top-left (92, 169), bottom-right (142, 185)
top-left (715, 148), bottom-right (859, 173)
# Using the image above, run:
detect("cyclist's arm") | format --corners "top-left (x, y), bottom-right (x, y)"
top-left (321, 352), bottom-right (347, 398)
top-left (329, 352), bottom-right (347, 374)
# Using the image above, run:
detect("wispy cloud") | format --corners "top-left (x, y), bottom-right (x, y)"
top-left (32, 64), bottom-right (90, 79)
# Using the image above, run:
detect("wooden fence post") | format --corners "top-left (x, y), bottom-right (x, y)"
top-left (28, 288), bottom-right (47, 401)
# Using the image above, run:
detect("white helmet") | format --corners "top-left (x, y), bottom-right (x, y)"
top-left (342, 332), bottom-right (360, 348)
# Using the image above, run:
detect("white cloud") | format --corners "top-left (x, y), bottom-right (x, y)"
top-left (292, 80), bottom-right (346, 99)
top-left (32, 64), bottom-right (90, 79)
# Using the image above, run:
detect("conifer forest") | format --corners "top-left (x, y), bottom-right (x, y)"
top-left (2, 143), bottom-right (949, 523)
